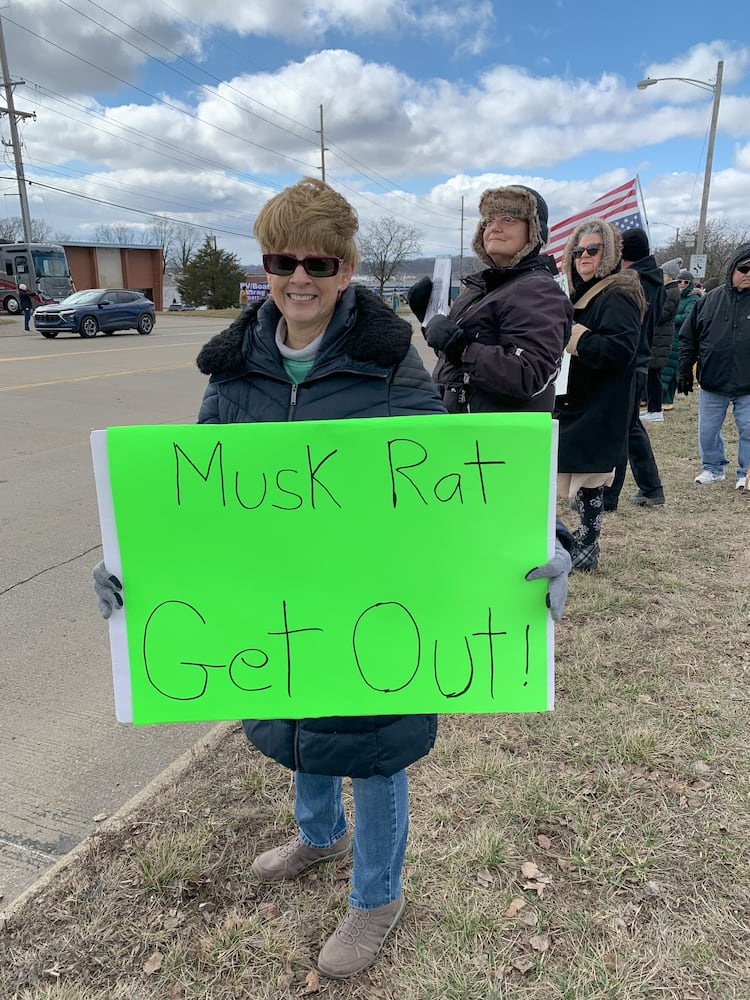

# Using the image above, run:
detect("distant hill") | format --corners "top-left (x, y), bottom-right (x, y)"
top-left (237, 254), bottom-right (484, 284)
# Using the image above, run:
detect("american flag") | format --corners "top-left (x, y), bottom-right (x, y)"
top-left (545, 177), bottom-right (649, 270)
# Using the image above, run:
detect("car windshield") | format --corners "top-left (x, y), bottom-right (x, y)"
top-left (58, 290), bottom-right (104, 306)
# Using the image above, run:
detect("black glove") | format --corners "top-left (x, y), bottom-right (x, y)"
top-left (677, 371), bottom-right (694, 395)
top-left (406, 276), bottom-right (432, 324)
top-left (424, 314), bottom-right (474, 365)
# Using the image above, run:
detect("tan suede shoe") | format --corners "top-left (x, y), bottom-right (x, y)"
top-left (251, 832), bottom-right (351, 881)
top-left (318, 894), bottom-right (405, 979)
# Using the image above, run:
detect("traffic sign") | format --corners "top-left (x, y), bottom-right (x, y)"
top-left (689, 254), bottom-right (707, 278)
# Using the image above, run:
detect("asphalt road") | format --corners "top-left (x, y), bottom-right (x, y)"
top-left (0, 312), bottom-right (229, 909)
top-left (0, 308), bottom-right (433, 911)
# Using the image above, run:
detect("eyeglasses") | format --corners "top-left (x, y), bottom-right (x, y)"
top-left (678, 279), bottom-right (690, 284)
top-left (480, 215), bottom-right (521, 230)
top-left (572, 244), bottom-right (603, 258)
top-left (736, 264), bottom-right (750, 275)
top-left (262, 253), bottom-right (344, 278)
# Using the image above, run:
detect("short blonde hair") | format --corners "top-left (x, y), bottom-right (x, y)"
top-left (253, 177), bottom-right (359, 268)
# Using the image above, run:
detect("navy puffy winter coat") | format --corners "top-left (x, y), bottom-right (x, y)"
top-left (195, 285), bottom-right (445, 777)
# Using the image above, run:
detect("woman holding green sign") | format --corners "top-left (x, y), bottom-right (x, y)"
top-left (93, 177), bottom-right (570, 980)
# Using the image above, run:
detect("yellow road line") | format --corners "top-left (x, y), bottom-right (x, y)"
top-left (0, 363), bottom-right (195, 391)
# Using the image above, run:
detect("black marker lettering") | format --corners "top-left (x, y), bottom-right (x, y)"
top-left (433, 636), bottom-right (474, 698)
top-left (174, 440), bottom-right (225, 506)
top-left (143, 601), bottom-right (214, 701)
top-left (228, 648), bottom-right (272, 692)
top-left (463, 439), bottom-right (505, 504)
top-left (267, 600), bottom-right (324, 697)
top-left (352, 602), bottom-right (420, 692)
top-left (272, 469), bottom-right (303, 510)
top-left (472, 608), bottom-right (506, 699)
top-left (387, 438), bottom-right (429, 507)
top-left (235, 470), bottom-right (268, 509)
top-left (307, 446), bottom-right (341, 509)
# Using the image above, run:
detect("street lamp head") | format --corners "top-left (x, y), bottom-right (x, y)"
top-left (637, 78), bottom-right (657, 90)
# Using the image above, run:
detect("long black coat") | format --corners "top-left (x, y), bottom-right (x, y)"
top-left (651, 281), bottom-right (680, 370)
top-left (555, 271), bottom-right (643, 473)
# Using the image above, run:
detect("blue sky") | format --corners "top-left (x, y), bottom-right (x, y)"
top-left (3, 1), bottom-right (749, 264)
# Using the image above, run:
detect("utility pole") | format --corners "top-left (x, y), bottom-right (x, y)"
top-left (0, 16), bottom-right (35, 243)
top-left (459, 196), bottom-right (464, 279)
top-left (696, 59), bottom-right (723, 257)
top-left (319, 105), bottom-right (326, 182)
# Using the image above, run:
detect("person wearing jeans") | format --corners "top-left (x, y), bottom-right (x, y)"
top-left (696, 388), bottom-right (750, 485)
top-left (291, 772), bottom-right (409, 910)
top-left (93, 177), bottom-right (573, 981)
top-left (679, 243), bottom-right (750, 490)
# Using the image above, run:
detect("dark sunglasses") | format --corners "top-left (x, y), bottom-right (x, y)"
top-left (736, 264), bottom-right (750, 275)
top-left (262, 253), bottom-right (343, 278)
top-left (572, 244), bottom-right (603, 258)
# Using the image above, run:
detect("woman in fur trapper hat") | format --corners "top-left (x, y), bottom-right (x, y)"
top-left (554, 218), bottom-right (646, 571)
top-left (407, 184), bottom-right (572, 415)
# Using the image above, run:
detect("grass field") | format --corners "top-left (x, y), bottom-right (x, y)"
top-left (1, 393), bottom-right (748, 999)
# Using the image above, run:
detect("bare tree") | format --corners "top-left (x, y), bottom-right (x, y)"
top-left (358, 216), bottom-right (422, 295)
top-left (655, 215), bottom-right (750, 287)
top-left (149, 215), bottom-right (191, 273)
top-left (0, 216), bottom-right (54, 241)
top-left (171, 222), bottom-right (204, 272)
top-left (92, 224), bottom-right (139, 244)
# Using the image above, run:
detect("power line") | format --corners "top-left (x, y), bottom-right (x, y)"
top-left (62, 0), bottom-right (321, 145)
top-left (3, 14), bottom-right (316, 171)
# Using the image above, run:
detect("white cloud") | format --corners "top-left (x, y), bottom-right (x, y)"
top-left (3, 7), bottom-right (750, 262)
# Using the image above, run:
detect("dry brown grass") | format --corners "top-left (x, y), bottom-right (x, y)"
top-left (2, 395), bottom-right (749, 999)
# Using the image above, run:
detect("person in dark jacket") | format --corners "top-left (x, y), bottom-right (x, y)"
top-left (91, 177), bottom-right (571, 981)
top-left (642, 258), bottom-right (681, 420)
top-left (555, 219), bottom-right (645, 571)
top-left (603, 227), bottom-right (666, 510)
top-left (678, 243), bottom-right (750, 489)
top-left (662, 269), bottom-right (701, 406)
top-left (19, 283), bottom-right (33, 331)
top-left (408, 184), bottom-right (572, 414)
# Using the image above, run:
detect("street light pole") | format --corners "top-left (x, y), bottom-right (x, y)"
top-left (637, 60), bottom-right (723, 256)
top-left (696, 61), bottom-right (723, 256)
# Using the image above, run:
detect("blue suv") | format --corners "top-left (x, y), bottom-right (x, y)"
top-left (33, 288), bottom-right (156, 339)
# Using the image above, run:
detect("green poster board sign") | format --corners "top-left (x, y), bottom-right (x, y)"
top-left (91, 413), bottom-right (556, 726)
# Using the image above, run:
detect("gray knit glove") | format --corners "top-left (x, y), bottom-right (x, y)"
top-left (92, 560), bottom-right (123, 619)
top-left (525, 539), bottom-right (572, 621)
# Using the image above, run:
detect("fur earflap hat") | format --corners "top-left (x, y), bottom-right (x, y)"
top-left (561, 217), bottom-right (623, 290)
top-left (471, 185), bottom-right (549, 268)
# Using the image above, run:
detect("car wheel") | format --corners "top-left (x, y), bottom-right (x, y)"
top-left (4, 295), bottom-right (20, 314)
top-left (137, 313), bottom-right (154, 335)
top-left (40, 330), bottom-right (59, 339)
top-left (79, 315), bottom-right (99, 338)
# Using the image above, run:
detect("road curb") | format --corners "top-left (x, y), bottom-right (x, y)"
top-left (0, 721), bottom-right (237, 928)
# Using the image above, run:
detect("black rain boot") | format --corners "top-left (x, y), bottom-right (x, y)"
top-left (571, 486), bottom-right (603, 572)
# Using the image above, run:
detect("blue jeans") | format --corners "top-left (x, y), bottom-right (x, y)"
top-left (294, 770), bottom-right (409, 910)
top-left (23, 307), bottom-right (32, 331)
top-left (698, 388), bottom-right (750, 479)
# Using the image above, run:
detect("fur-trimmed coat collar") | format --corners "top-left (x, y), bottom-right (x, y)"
top-left (196, 284), bottom-right (413, 377)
